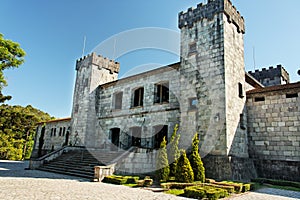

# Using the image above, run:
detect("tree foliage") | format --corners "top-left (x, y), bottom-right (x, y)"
top-left (168, 124), bottom-right (180, 176)
top-left (189, 133), bottom-right (205, 182)
top-left (175, 149), bottom-right (194, 183)
top-left (156, 137), bottom-right (169, 182)
top-left (0, 33), bottom-right (26, 102)
top-left (0, 104), bottom-right (52, 160)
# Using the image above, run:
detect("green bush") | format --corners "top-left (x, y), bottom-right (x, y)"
top-left (207, 184), bottom-right (235, 194)
top-left (215, 181), bottom-right (243, 193)
top-left (168, 125), bottom-right (180, 177)
top-left (161, 182), bottom-right (204, 189)
top-left (183, 185), bottom-right (228, 200)
top-left (175, 150), bottom-right (194, 183)
top-left (143, 178), bottom-right (153, 187)
top-left (156, 137), bottom-right (170, 182)
top-left (242, 183), bottom-right (251, 192)
top-left (189, 133), bottom-right (205, 182)
top-left (102, 175), bottom-right (139, 185)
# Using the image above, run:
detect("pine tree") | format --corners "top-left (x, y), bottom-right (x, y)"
top-left (175, 149), bottom-right (194, 183)
top-left (189, 133), bottom-right (205, 182)
top-left (168, 124), bottom-right (180, 176)
top-left (156, 137), bottom-right (169, 182)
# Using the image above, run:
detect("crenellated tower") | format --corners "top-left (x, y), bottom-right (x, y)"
top-left (70, 53), bottom-right (120, 147)
top-left (179, 0), bottom-right (254, 180)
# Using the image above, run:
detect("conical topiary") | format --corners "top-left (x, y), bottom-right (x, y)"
top-left (189, 133), bottom-right (205, 182)
top-left (156, 137), bottom-right (169, 182)
top-left (175, 149), bottom-right (194, 183)
top-left (168, 124), bottom-right (180, 176)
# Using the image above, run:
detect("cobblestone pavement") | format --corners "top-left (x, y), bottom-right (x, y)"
top-left (0, 160), bottom-right (299, 200)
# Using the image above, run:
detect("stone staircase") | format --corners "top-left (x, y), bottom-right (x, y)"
top-left (38, 149), bottom-right (125, 179)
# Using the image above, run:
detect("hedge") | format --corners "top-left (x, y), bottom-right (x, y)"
top-left (102, 175), bottom-right (139, 185)
top-left (183, 185), bottom-right (228, 200)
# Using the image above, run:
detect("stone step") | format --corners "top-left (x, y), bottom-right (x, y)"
top-left (38, 149), bottom-right (126, 179)
top-left (38, 167), bottom-right (93, 179)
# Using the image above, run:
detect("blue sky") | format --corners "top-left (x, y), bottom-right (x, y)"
top-left (1, 0), bottom-right (300, 118)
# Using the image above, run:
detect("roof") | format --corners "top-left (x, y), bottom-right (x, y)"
top-left (247, 82), bottom-right (300, 95)
top-left (37, 117), bottom-right (71, 125)
top-left (100, 62), bottom-right (180, 89)
top-left (245, 72), bottom-right (264, 89)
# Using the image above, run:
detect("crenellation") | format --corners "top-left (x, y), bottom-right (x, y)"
top-left (179, 0), bottom-right (245, 33)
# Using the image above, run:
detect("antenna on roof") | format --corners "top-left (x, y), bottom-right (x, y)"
top-left (253, 46), bottom-right (256, 71)
top-left (82, 36), bottom-right (86, 57)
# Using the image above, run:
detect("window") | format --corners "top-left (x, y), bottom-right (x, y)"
top-left (133, 87), bottom-right (144, 107)
top-left (189, 97), bottom-right (198, 110)
top-left (130, 127), bottom-right (142, 147)
top-left (240, 114), bottom-right (246, 130)
top-left (53, 128), bottom-right (56, 137)
top-left (154, 82), bottom-right (169, 104)
top-left (238, 83), bottom-right (244, 98)
top-left (286, 93), bottom-right (298, 99)
top-left (189, 42), bottom-right (197, 55)
top-left (59, 127), bottom-right (62, 136)
top-left (254, 97), bottom-right (265, 102)
top-left (113, 92), bottom-right (123, 109)
top-left (62, 127), bottom-right (66, 137)
top-left (50, 128), bottom-right (53, 137)
top-left (153, 125), bottom-right (168, 149)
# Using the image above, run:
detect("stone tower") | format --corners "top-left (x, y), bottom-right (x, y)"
top-left (179, 0), bottom-right (253, 180)
top-left (70, 53), bottom-right (120, 147)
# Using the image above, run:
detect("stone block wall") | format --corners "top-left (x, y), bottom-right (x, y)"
top-left (32, 118), bottom-right (71, 158)
top-left (95, 64), bottom-right (182, 149)
top-left (247, 83), bottom-right (300, 181)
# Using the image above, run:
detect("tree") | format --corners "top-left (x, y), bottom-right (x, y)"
top-left (189, 133), bottom-right (205, 182)
top-left (0, 104), bottom-right (53, 160)
top-left (175, 149), bottom-right (194, 183)
top-left (0, 33), bottom-right (26, 103)
top-left (168, 124), bottom-right (180, 176)
top-left (156, 137), bottom-right (169, 182)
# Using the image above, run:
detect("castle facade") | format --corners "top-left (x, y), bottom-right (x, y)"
top-left (31, 0), bottom-right (300, 181)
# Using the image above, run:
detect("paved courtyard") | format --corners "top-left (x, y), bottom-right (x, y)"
top-left (0, 160), bottom-right (299, 200)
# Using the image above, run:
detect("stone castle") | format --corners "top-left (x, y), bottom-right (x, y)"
top-left (31, 0), bottom-right (300, 181)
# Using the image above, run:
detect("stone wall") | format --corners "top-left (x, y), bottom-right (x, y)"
top-left (96, 64), bottom-right (181, 150)
top-left (70, 53), bottom-right (119, 147)
top-left (247, 83), bottom-right (300, 181)
top-left (248, 65), bottom-right (290, 87)
top-left (32, 118), bottom-right (71, 158)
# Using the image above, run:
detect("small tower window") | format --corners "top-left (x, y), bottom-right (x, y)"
top-left (254, 97), bottom-right (265, 102)
top-left (189, 97), bottom-right (198, 110)
top-left (154, 82), bottom-right (169, 104)
top-left (189, 42), bottom-right (197, 55)
top-left (238, 83), bottom-right (244, 98)
top-left (133, 87), bottom-right (144, 107)
top-left (286, 93), bottom-right (298, 99)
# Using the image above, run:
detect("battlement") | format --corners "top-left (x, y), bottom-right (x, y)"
top-left (248, 65), bottom-right (290, 87)
top-left (76, 52), bottom-right (120, 74)
top-left (178, 0), bottom-right (245, 33)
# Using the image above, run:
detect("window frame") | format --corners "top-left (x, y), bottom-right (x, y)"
top-left (132, 87), bottom-right (144, 107)
top-left (154, 82), bottom-right (169, 104)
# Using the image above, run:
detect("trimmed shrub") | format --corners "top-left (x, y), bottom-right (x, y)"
top-left (215, 182), bottom-right (243, 193)
top-left (183, 185), bottom-right (228, 200)
top-left (161, 182), bottom-right (204, 190)
top-left (189, 133), bottom-right (205, 182)
top-left (175, 150), bottom-right (194, 183)
top-left (168, 124), bottom-right (180, 177)
top-left (156, 137), bottom-right (170, 182)
top-left (102, 175), bottom-right (139, 185)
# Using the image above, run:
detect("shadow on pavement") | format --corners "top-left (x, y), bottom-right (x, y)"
top-left (0, 160), bottom-right (90, 182)
top-left (254, 187), bottom-right (300, 199)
